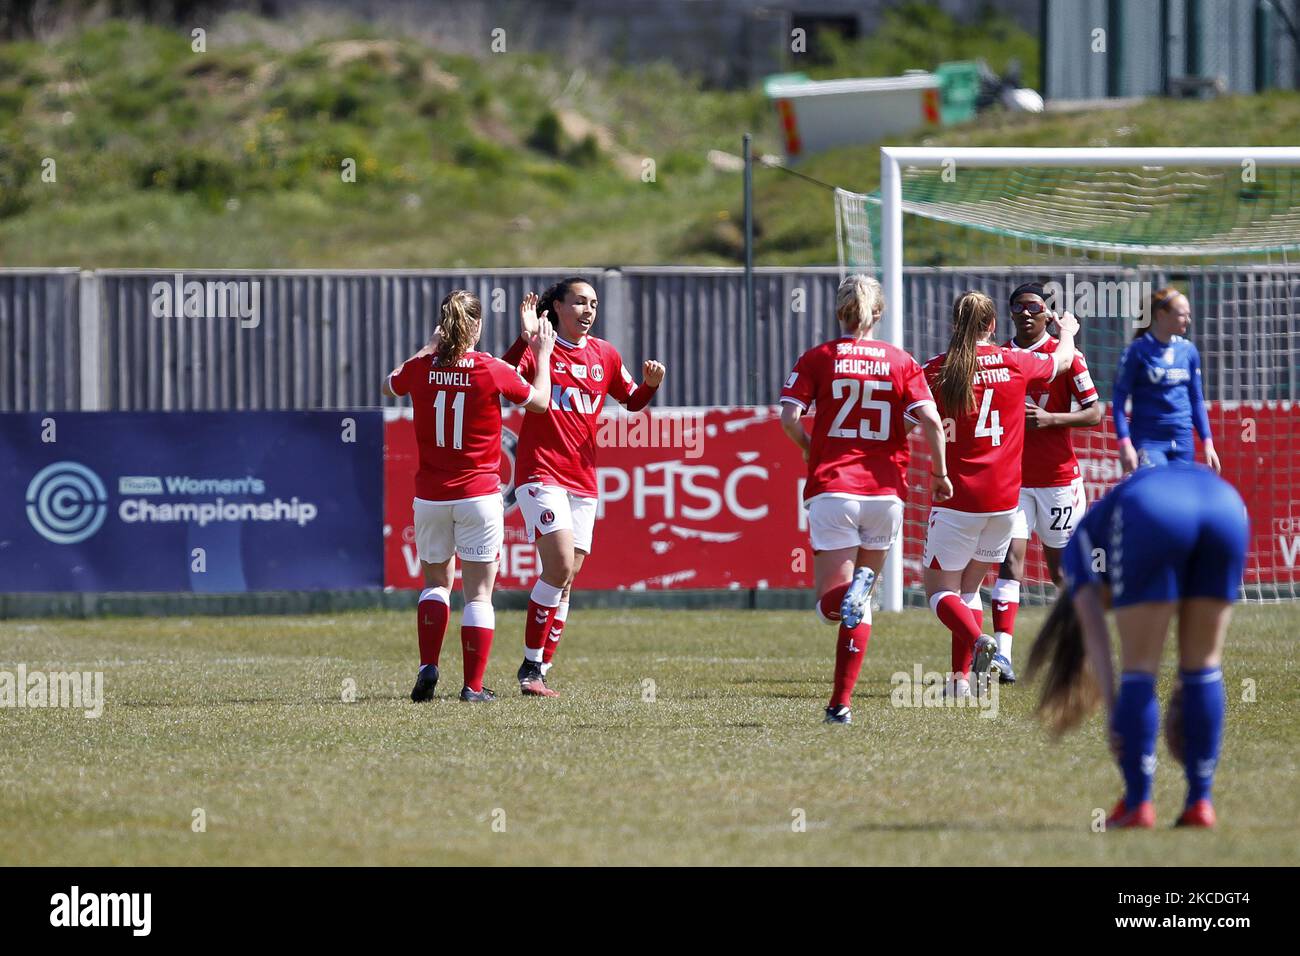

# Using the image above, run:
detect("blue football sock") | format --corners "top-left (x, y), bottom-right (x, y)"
top-left (1179, 667), bottom-right (1225, 806)
top-left (1113, 672), bottom-right (1158, 807)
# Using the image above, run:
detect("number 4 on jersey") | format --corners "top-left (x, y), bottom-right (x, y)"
top-left (974, 388), bottom-right (1003, 446)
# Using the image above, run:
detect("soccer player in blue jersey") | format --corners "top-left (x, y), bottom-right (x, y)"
top-left (1026, 461), bottom-right (1248, 829)
top-left (1113, 287), bottom-right (1221, 473)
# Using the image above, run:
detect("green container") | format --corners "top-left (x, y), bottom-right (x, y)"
top-left (935, 61), bottom-right (980, 125)
top-left (762, 72), bottom-right (809, 97)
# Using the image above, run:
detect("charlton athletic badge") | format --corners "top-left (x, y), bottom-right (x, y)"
top-left (541, 509), bottom-right (555, 525)
top-left (591, 364), bottom-right (604, 382)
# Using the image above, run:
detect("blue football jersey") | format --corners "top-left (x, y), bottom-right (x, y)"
top-left (1112, 333), bottom-right (1211, 444)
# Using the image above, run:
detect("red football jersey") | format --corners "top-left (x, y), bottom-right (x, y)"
top-left (514, 334), bottom-right (645, 498)
top-left (390, 350), bottom-right (532, 501)
top-left (1005, 333), bottom-right (1099, 488)
top-left (780, 336), bottom-right (935, 500)
top-left (923, 343), bottom-right (1057, 513)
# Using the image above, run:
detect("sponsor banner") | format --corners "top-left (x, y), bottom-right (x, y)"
top-left (386, 403), bottom-right (1299, 594)
top-left (1, 412), bottom-right (382, 592)
top-left (385, 407), bottom-right (805, 590)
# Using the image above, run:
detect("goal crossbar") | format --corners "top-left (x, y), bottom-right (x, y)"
top-left (882, 146), bottom-right (1300, 167)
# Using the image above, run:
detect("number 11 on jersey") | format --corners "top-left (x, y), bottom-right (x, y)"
top-left (432, 390), bottom-right (465, 449)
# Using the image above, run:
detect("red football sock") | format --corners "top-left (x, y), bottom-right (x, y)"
top-left (417, 587), bottom-right (451, 666)
top-left (932, 591), bottom-right (980, 677)
top-left (992, 578), bottom-right (1020, 641)
top-left (542, 600), bottom-right (568, 665)
top-left (817, 583), bottom-right (850, 623)
top-left (524, 580), bottom-right (564, 661)
top-left (461, 601), bottom-right (495, 693)
top-left (962, 592), bottom-right (984, 631)
top-left (993, 601), bottom-right (1017, 635)
top-left (830, 621), bottom-right (871, 708)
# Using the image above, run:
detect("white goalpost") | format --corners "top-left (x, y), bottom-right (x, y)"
top-left (857, 146), bottom-right (1300, 612)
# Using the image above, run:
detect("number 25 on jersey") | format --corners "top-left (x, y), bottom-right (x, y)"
top-left (828, 378), bottom-right (892, 441)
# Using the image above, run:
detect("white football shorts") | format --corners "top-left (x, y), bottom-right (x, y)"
top-left (413, 494), bottom-right (505, 564)
top-left (807, 494), bottom-right (904, 552)
top-left (1010, 478), bottom-right (1086, 550)
top-left (515, 481), bottom-right (598, 554)
top-left (923, 507), bottom-right (1016, 571)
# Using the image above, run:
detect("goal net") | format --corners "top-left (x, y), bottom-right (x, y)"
top-left (840, 147), bottom-right (1300, 609)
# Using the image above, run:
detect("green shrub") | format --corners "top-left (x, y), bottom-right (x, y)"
top-left (566, 133), bottom-right (601, 167)
top-left (527, 110), bottom-right (563, 157)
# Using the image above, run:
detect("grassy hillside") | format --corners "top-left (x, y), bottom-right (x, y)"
top-left (0, 18), bottom-right (1297, 269)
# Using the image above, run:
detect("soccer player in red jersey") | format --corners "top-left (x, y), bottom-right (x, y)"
top-left (780, 275), bottom-right (952, 725)
top-left (988, 282), bottom-right (1101, 685)
top-left (384, 290), bottom-right (555, 703)
top-left (921, 290), bottom-right (1079, 698)
top-left (500, 278), bottom-right (666, 696)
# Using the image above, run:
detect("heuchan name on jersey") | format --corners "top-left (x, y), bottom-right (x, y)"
top-left (833, 358), bottom-right (892, 376)
top-left (833, 341), bottom-right (892, 377)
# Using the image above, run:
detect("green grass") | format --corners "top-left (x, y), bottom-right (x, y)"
top-left (1, 605), bottom-right (1297, 865)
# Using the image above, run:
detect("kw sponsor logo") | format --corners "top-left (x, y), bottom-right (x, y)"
top-left (551, 385), bottom-right (601, 414)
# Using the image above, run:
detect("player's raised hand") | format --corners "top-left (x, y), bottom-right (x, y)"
top-left (1056, 310), bottom-right (1080, 336)
top-left (417, 326), bottom-right (443, 357)
top-left (642, 360), bottom-right (666, 388)
top-left (520, 292), bottom-right (543, 337)
top-left (529, 318), bottom-right (556, 357)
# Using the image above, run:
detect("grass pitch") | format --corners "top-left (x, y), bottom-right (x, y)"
top-left (1, 605), bottom-right (1297, 866)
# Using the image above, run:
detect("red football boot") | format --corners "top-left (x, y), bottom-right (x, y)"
top-left (1106, 798), bottom-right (1156, 829)
top-left (520, 676), bottom-right (560, 697)
top-left (517, 659), bottom-right (560, 698)
top-left (1175, 800), bottom-right (1216, 829)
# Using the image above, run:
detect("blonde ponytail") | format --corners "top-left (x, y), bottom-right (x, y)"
top-left (836, 274), bottom-right (884, 336)
top-left (435, 290), bottom-right (481, 366)
top-left (937, 291), bottom-right (996, 416)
